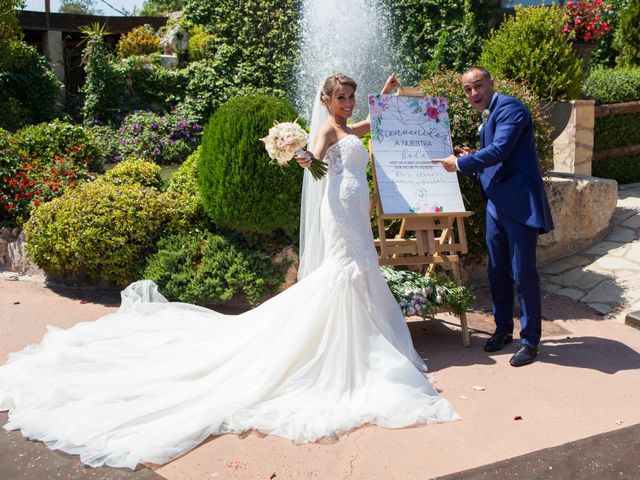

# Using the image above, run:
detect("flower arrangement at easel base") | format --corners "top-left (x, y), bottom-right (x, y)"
top-left (562, 0), bottom-right (612, 43)
top-left (381, 266), bottom-right (473, 319)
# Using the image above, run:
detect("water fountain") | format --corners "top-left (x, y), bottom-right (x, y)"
top-left (294, 0), bottom-right (401, 122)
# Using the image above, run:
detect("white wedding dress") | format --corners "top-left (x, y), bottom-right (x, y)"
top-left (0, 134), bottom-right (458, 469)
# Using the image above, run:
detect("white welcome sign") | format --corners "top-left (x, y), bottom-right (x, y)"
top-left (368, 94), bottom-right (465, 215)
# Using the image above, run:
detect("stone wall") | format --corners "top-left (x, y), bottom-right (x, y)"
top-left (0, 228), bottom-right (42, 276)
top-left (460, 173), bottom-right (619, 283)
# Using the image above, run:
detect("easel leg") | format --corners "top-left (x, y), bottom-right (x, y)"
top-left (451, 261), bottom-right (471, 347)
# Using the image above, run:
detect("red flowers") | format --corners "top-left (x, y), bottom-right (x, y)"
top-left (562, 0), bottom-right (612, 43)
top-left (0, 142), bottom-right (93, 218)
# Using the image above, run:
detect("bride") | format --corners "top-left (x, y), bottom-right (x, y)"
top-left (0, 74), bottom-right (458, 469)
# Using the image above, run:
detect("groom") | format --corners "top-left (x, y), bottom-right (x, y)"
top-left (433, 66), bottom-right (554, 367)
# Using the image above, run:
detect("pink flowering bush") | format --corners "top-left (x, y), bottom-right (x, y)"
top-left (562, 0), bottom-right (612, 43)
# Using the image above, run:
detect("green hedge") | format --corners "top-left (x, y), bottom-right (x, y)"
top-left (594, 113), bottom-right (640, 151)
top-left (142, 231), bottom-right (286, 307)
top-left (479, 5), bottom-right (583, 100)
top-left (198, 95), bottom-right (304, 240)
top-left (24, 162), bottom-right (177, 285)
top-left (582, 66), bottom-right (640, 104)
top-left (593, 155), bottom-right (640, 184)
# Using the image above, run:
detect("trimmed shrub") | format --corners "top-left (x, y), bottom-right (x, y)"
top-left (116, 111), bottom-right (202, 165)
top-left (198, 95), bottom-right (304, 240)
top-left (0, 40), bottom-right (61, 131)
top-left (24, 170), bottom-right (174, 285)
top-left (163, 146), bottom-right (207, 232)
top-left (116, 24), bottom-right (160, 58)
top-left (142, 231), bottom-right (286, 307)
top-left (594, 113), bottom-right (640, 151)
top-left (582, 66), bottom-right (640, 104)
top-left (419, 70), bottom-right (552, 261)
top-left (592, 155), bottom-right (640, 184)
top-left (103, 157), bottom-right (163, 188)
top-left (614, 0), bottom-right (640, 67)
top-left (480, 5), bottom-right (583, 100)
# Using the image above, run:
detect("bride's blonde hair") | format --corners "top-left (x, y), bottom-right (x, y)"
top-left (321, 74), bottom-right (357, 106)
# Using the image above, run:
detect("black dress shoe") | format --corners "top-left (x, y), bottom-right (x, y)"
top-left (510, 344), bottom-right (538, 367)
top-left (484, 332), bottom-right (513, 352)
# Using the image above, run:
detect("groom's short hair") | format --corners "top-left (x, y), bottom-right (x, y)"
top-left (463, 66), bottom-right (492, 80)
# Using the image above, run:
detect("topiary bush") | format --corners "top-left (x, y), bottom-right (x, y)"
top-left (142, 231), bottom-right (286, 307)
top-left (480, 4), bottom-right (583, 100)
top-left (614, 0), bottom-right (640, 67)
top-left (582, 66), bottom-right (640, 104)
top-left (24, 165), bottom-right (175, 285)
top-left (116, 24), bottom-right (160, 58)
top-left (0, 39), bottom-right (61, 131)
top-left (419, 70), bottom-right (552, 261)
top-left (103, 157), bottom-right (163, 188)
top-left (198, 95), bottom-right (304, 240)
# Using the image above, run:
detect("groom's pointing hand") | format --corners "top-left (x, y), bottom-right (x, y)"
top-left (431, 154), bottom-right (458, 173)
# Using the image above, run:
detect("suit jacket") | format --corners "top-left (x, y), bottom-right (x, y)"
top-left (457, 93), bottom-right (554, 233)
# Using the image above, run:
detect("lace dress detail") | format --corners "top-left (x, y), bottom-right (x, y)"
top-left (0, 134), bottom-right (459, 470)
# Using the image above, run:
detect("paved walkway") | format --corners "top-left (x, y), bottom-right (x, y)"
top-left (541, 182), bottom-right (640, 325)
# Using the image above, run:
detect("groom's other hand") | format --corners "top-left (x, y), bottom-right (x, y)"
top-left (431, 154), bottom-right (458, 172)
top-left (454, 145), bottom-right (473, 156)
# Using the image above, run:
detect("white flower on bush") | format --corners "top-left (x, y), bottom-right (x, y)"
top-left (435, 294), bottom-right (443, 304)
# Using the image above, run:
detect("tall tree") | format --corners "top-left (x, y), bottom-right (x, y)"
top-left (58, 0), bottom-right (103, 15)
top-left (0, 0), bottom-right (24, 40)
top-left (140, 0), bottom-right (185, 16)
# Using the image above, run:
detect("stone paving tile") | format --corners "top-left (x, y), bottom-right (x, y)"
top-left (545, 267), bottom-right (611, 290)
top-left (580, 279), bottom-right (626, 304)
top-left (605, 226), bottom-right (638, 243)
top-left (596, 256), bottom-right (640, 271)
top-left (587, 303), bottom-right (614, 315)
top-left (582, 241), bottom-right (629, 256)
top-left (627, 241), bottom-right (640, 259)
top-left (555, 287), bottom-right (586, 301)
top-left (539, 255), bottom-right (593, 275)
top-left (622, 214), bottom-right (640, 229)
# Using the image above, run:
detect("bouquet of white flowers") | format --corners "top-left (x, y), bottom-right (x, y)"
top-left (260, 120), bottom-right (328, 180)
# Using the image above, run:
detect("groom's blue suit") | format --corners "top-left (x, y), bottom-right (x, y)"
top-left (457, 93), bottom-right (554, 347)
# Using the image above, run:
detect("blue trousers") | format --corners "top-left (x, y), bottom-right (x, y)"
top-left (485, 203), bottom-right (541, 347)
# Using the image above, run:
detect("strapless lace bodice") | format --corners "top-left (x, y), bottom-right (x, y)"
top-left (321, 135), bottom-right (377, 272)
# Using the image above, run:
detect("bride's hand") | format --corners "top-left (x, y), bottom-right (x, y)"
top-left (381, 74), bottom-right (401, 94)
top-left (296, 150), bottom-right (312, 168)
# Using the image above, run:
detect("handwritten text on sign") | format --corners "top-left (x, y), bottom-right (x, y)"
top-left (368, 94), bottom-right (465, 214)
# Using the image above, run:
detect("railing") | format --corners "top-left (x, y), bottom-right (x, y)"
top-left (593, 101), bottom-right (640, 162)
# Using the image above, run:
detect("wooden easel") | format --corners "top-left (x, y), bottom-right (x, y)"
top-left (370, 87), bottom-right (472, 347)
